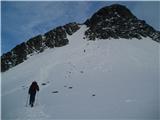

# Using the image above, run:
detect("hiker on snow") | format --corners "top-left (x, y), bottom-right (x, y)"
top-left (28, 81), bottom-right (39, 107)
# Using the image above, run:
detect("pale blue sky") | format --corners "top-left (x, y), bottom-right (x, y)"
top-left (1, 1), bottom-right (160, 54)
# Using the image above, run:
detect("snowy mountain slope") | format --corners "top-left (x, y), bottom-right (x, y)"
top-left (1, 25), bottom-right (159, 120)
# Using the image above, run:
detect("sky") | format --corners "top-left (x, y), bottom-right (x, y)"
top-left (1, 1), bottom-right (160, 54)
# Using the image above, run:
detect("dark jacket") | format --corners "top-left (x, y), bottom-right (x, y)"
top-left (28, 81), bottom-right (39, 95)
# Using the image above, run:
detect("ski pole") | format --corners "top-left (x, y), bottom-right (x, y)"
top-left (36, 92), bottom-right (39, 106)
top-left (25, 94), bottom-right (29, 107)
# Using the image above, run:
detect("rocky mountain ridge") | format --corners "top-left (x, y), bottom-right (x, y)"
top-left (1, 4), bottom-right (160, 72)
top-left (1, 22), bottom-right (80, 72)
top-left (84, 4), bottom-right (160, 42)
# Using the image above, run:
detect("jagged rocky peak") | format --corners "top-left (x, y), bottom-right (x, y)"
top-left (85, 4), bottom-right (137, 26)
top-left (84, 4), bottom-right (160, 42)
top-left (1, 22), bottom-right (80, 72)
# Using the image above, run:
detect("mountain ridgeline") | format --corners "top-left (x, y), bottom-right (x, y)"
top-left (1, 23), bottom-right (80, 72)
top-left (1, 4), bottom-right (160, 72)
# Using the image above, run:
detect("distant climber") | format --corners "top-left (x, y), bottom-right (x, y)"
top-left (28, 81), bottom-right (39, 107)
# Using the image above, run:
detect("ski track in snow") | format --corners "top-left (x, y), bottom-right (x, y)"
top-left (12, 103), bottom-right (50, 120)
top-left (21, 105), bottom-right (50, 120)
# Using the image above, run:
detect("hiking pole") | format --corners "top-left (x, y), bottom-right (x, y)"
top-left (25, 94), bottom-right (29, 107)
top-left (35, 92), bottom-right (39, 106)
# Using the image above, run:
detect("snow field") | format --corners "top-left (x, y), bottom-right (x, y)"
top-left (2, 25), bottom-right (159, 120)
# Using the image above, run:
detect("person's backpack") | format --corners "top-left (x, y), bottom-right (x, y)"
top-left (29, 81), bottom-right (39, 94)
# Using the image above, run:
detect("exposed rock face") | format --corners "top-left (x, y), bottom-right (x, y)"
top-left (44, 26), bottom-right (68, 48)
top-left (1, 22), bottom-right (80, 72)
top-left (44, 23), bottom-right (80, 48)
top-left (84, 4), bottom-right (160, 42)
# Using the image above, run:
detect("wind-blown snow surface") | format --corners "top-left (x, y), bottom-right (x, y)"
top-left (2, 25), bottom-right (159, 120)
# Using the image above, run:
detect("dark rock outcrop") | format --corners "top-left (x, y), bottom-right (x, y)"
top-left (26, 35), bottom-right (45, 53)
top-left (1, 22), bottom-right (80, 72)
top-left (84, 4), bottom-right (160, 42)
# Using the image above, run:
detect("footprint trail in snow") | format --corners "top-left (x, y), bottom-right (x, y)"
top-left (21, 104), bottom-right (50, 120)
